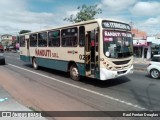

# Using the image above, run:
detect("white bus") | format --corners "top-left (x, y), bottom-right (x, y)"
top-left (19, 19), bottom-right (133, 81)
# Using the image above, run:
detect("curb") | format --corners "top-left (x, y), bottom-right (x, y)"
top-left (134, 67), bottom-right (147, 71)
top-left (134, 62), bottom-right (149, 64)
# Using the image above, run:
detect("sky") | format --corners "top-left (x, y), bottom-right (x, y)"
top-left (0, 0), bottom-right (160, 36)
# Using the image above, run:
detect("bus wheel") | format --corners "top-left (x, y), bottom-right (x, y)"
top-left (70, 64), bottom-right (80, 81)
top-left (32, 58), bottom-right (38, 70)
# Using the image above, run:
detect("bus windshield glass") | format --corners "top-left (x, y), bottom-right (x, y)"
top-left (103, 30), bottom-right (133, 58)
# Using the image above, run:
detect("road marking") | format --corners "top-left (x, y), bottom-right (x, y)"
top-left (8, 63), bottom-right (147, 110)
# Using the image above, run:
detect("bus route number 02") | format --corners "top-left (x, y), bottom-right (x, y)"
top-left (79, 54), bottom-right (88, 60)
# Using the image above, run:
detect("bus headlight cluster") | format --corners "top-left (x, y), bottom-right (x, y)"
top-left (103, 62), bottom-right (113, 70)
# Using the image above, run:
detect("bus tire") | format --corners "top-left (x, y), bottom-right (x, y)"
top-left (70, 64), bottom-right (80, 81)
top-left (32, 58), bottom-right (38, 70)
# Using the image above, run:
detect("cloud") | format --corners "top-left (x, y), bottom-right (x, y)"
top-left (144, 17), bottom-right (160, 25)
top-left (99, 0), bottom-right (160, 35)
top-left (66, 10), bottom-right (79, 16)
top-left (0, 0), bottom-right (57, 35)
top-left (0, 0), bottom-right (27, 12)
top-left (131, 1), bottom-right (160, 16)
top-left (134, 16), bottom-right (160, 35)
top-left (37, 0), bottom-right (53, 2)
top-left (0, 0), bottom-right (160, 36)
top-left (101, 0), bottom-right (137, 11)
top-left (98, 0), bottom-right (138, 24)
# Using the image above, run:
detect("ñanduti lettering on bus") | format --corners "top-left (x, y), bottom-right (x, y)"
top-left (35, 49), bottom-right (58, 58)
top-left (35, 49), bottom-right (51, 57)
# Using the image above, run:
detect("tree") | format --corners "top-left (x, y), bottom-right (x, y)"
top-left (64, 4), bottom-right (102, 23)
top-left (19, 30), bottom-right (31, 34)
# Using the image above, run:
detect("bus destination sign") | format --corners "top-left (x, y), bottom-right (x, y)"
top-left (102, 21), bottom-right (131, 31)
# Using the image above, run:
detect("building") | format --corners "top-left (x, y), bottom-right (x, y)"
top-left (1, 34), bottom-right (17, 51)
top-left (132, 28), bottom-right (151, 59)
top-left (147, 36), bottom-right (160, 57)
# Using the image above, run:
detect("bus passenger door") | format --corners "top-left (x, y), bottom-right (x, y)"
top-left (85, 30), bottom-right (98, 78)
top-left (85, 31), bottom-right (91, 76)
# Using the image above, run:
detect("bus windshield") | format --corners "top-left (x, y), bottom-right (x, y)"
top-left (103, 30), bottom-right (133, 58)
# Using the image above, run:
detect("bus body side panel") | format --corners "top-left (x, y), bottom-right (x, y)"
top-left (35, 57), bottom-right (86, 76)
top-left (76, 63), bottom-right (85, 76)
top-left (20, 55), bottom-right (30, 62)
top-left (36, 57), bottom-right (67, 71)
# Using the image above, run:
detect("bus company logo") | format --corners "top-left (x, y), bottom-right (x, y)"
top-left (35, 49), bottom-right (59, 58)
top-left (68, 50), bottom-right (78, 54)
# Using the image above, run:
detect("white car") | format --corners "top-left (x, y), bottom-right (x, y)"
top-left (147, 55), bottom-right (160, 79)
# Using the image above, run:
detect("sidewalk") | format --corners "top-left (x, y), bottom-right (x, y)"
top-left (133, 57), bottom-right (150, 64)
top-left (133, 57), bottom-right (149, 71)
top-left (0, 86), bottom-right (46, 120)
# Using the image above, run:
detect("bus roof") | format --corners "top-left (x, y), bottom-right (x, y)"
top-left (19, 18), bottom-right (130, 35)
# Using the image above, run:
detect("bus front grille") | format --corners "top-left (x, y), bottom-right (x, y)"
top-left (112, 60), bottom-right (130, 65)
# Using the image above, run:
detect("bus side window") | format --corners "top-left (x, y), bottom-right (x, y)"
top-left (61, 30), bottom-right (67, 46)
top-left (79, 26), bottom-right (85, 47)
top-left (30, 34), bottom-right (37, 47)
top-left (61, 27), bottom-right (78, 47)
top-left (48, 30), bottom-right (60, 47)
top-left (20, 36), bottom-right (25, 47)
top-left (38, 32), bottom-right (47, 47)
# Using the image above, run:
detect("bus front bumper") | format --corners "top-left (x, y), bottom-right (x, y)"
top-left (100, 65), bottom-right (134, 80)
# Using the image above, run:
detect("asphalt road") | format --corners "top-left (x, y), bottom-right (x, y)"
top-left (1, 53), bottom-right (160, 118)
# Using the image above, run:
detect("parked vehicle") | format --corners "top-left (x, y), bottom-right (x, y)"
top-left (147, 55), bottom-right (160, 79)
top-left (0, 49), bottom-right (5, 65)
